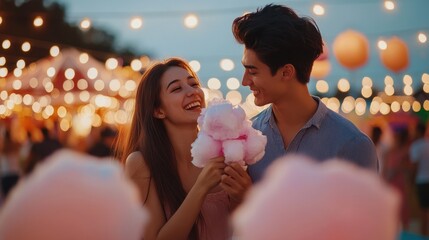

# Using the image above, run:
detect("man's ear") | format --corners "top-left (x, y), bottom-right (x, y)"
top-left (153, 108), bottom-right (166, 119)
top-left (280, 64), bottom-right (295, 80)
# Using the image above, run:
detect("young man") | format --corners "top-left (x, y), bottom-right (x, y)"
top-left (226, 4), bottom-right (378, 185)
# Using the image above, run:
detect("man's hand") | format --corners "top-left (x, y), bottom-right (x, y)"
top-left (221, 162), bottom-right (252, 209)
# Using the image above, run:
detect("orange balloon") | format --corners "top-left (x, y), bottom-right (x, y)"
top-left (380, 37), bottom-right (409, 73)
top-left (311, 59), bottom-right (331, 79)
top-left (333, 30), bottom-right (369, 70)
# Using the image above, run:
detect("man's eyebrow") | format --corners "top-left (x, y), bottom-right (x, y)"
top-left (243, 64), bottom-right (257, 69)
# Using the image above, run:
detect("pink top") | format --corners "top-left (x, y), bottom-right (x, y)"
top-left (165, 190), bottom-right (231, 239)
top-left (198, 190), bottom-right (231, 240)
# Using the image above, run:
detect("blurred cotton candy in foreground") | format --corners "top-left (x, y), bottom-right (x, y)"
top-left (233, 155), bottom-right (400, 240)
top-left (0, 149), bottom-right (148, 240)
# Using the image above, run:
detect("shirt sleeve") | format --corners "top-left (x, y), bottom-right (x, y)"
top-left (338, 135), bottom-right (379, 173)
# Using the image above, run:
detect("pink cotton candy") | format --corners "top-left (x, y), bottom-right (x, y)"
top-left (191, 98), bottom-right (267, 167)
top-left (233, 155), bottom-right (401, 240)
top-left (0, 149), bottom-right (148, 240)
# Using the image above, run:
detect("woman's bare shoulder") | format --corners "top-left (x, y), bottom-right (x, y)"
top-left (125, 151), bottom-right (150, 178)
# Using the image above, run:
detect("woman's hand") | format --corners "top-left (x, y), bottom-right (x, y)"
top-left (194, 157), bottom-right (226, 194)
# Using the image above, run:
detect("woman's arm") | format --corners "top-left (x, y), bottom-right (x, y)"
top-left (157, 158), bottom-right (226, 240)
top-left (125, 153), bottom-right (225, 240)
top-left (125, 152), bottom-right (166, 240)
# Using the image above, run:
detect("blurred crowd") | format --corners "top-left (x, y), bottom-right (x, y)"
top-left (0, 121), bottom-right (119, 204)
top-left (370, 121), bottom-right (429, 237)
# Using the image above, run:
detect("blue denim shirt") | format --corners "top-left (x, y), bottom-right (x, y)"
top-left (249, 97), bottom-right (379, 182)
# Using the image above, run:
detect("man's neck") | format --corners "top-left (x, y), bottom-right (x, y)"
top-left (272, 91), bottom-right (317, 128)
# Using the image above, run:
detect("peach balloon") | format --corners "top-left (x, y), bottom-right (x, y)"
top-left (333, 30), bottom-right (369, 70)
top-left (380, 37), bottom-right (409, 73)
top-left (311, 59), bottom-right (331, 79)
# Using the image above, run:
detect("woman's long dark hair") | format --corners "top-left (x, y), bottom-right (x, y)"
top-left (118, 58), bottom-right (200, 240)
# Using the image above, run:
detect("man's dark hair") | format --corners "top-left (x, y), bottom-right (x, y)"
top-left (232, 4), bottom-right (323, 83)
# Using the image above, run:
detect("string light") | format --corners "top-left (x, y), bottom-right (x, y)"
top-left (384, 75), bottom-right (394, 85)
top-left (130, 59), bottom-right (143, 71)
top-left (94, 80), bottom-right (105, 91)
top-left (33, 16), bottom-right (44, 27)
top-left (384, 0), bottom-right (395, 11)
top-left (2, 39), bottom-right (11, 49)
top-left (402, 101), bottom-right (411, 112)
top-left (313, 4), bottom-right (325, 16)
top-left (77, 79), bottom-right (88, 90)
top-left (377, 40), bottom-right (387, 50)
top-left (21, 42), bottom-right (31, 52)
top-left (220, 59), bottom-right (234, 71)
top-left (50, 46), bottom-right (60, 57)
top-left (64, 68), bottom-right (75, 79)
top-left (404, 85), bottom-right (413, 95)
top-left (130, 17), bottom-right (143, 29)
top-left (13, 68), bottom-right (22, 77)
top-left (226, 90), bottom-right (242, 105)
top-left (316, 80), bottom-right (329, 93)
top-left (391, 101), bottom-right (400, 112)
top-left (189, 60), bottom-right (201, 72)
top-left (355, 98), bottom-right (367, 116)
top-left (79, 53), bottom-right (89, 64)
top-left (362, 77), bottom-right (373, 87)
top-left (0, 68), bottom-right (7, 78)
top-left (184, 14), bottom-right (199, 29)
top-left (341, 96), bottom-right (355, 114)
top-left (403, 75), bottom-right (413, 85)
top-left (361, 87), bottom-right (372, 98)
top-left (87, 67), bottom-right (98, 79)
top-left (80, 18), bottom-right (91, 30)
top-left (424, 100), bottom-right (429, 111)
top-left (207, 78), bottom-right (221, 90)
top-left (327, 98), bottom-right (340, 112)
top-left (124, 80), bottom-right (137, 92)
top-left (79, 91), bottom-right (91, 102)
top-left (109, 79), bottom-right (121, 91)
top-left (411, 101), bottom-right (421, 112)
top-left (105, 58), bottom-right (119, 70)
top-left (226, 77), bottom-right (240, 90)
top-left (418, 32), bottom-right (427, 43)
top-left (16, 59), bottom-right (26, 69)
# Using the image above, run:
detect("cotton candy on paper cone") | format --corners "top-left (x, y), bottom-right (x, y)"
top-left (0, 149), bottom-right (148, 240)
top-left (233, 155), bottom-right (400, 240)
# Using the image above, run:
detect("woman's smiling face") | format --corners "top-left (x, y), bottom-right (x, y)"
top-left (155, 66), bottom-right (205, 125)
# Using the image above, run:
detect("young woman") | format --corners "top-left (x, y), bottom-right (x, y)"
top-left (119, 58), bottom-right (232, 240)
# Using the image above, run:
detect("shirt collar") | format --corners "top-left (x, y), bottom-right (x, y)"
top-left (305, 96), bottom-right (327, 129)
top-left (264, 96), bottom-right (328, 129)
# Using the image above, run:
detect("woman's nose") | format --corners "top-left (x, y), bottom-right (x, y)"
top-left (186, 86), bottom-right (199, 96)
